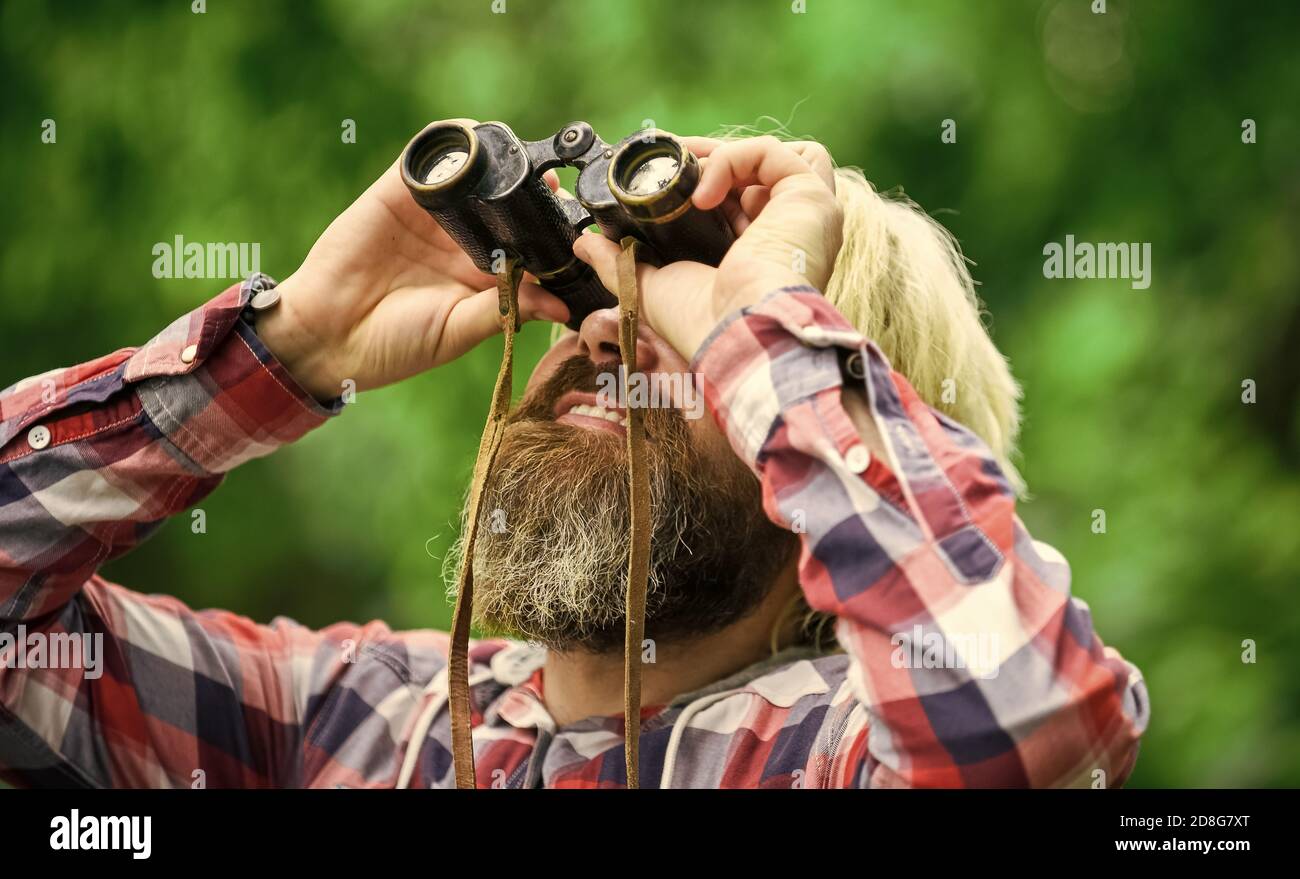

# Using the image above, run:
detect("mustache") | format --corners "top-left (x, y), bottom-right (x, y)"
top-left (509, 356), bottom-right (686, 435)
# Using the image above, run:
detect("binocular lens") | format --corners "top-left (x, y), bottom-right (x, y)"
top-left (607, 134), bottom-right (701, 226)
top-left (607, 131), bottom-right (733, 263)
top-left (403, 123), bottom-right (480, 204)
top-left (422, 148), bottom-right (470, 185)
top-left (623, 154), bottom-right (682, 196)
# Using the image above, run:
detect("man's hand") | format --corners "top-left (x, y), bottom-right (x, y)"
top-left (257, 120), bottom-right (570, 401)
top-left (572, 135), bottom-right (843, 360)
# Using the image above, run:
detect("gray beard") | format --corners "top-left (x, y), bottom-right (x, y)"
top-left (444, 396), bottom-right (796, 654)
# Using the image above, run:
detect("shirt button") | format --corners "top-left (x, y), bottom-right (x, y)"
top-left (845, 444), bottom-right (870, 474)
top-left (250, 287), bottom-right (281, 312)
top-left (844, 351), bottom-right (866, 380)
top-left (180, 344), bottom-right (198, 364)
top-left (27, 425), bottom-right (51, 450)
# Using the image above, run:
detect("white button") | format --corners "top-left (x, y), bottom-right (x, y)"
top-left (250, 287), bottom-right (281, 312)
top-left (27, 425), bottom-right (51, 450)
top-left (845, 444), bottom-right (870, 474)
top-left (180, 344), bottom-right (198, 364)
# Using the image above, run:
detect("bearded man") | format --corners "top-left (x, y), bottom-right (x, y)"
top-left (0, 129), bottom-right (1148, 788)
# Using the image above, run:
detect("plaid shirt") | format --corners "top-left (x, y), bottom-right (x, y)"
top-left (0, 276), bottom-right (1148, 788)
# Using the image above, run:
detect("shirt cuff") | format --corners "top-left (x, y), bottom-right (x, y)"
top-left (128, 274), bottom-right (341, 475)
top-left (690, 286), bottom-right (868, 467)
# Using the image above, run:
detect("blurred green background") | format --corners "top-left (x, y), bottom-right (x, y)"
top-left (1, 0), bottom-right (1296, 787)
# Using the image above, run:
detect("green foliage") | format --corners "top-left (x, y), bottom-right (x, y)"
top-left (1, 0), bottom-right (1296, 787)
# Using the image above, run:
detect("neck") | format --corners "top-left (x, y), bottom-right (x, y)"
top-left (540, 561), bottom-right (801, 726)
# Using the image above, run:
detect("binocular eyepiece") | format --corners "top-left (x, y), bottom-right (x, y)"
top-left (400, 120), bottom-right (734, 329)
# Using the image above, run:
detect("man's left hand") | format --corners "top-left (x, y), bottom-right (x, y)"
top-left (573, 135), bottom-right (844, 360)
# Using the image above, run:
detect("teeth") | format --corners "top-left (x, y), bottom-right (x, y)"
top-left (566, 402), bottom-right (628, 427)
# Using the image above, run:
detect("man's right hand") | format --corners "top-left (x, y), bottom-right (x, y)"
top-left (257, 119), bottom-right (570, 402)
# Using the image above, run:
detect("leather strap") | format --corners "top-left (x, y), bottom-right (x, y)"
top-left (446, 242), bottom-right (650, 790)
top-left (447, 257), bottom-right (523, 789)
top-left (616, 236), bottom-right (650, 789)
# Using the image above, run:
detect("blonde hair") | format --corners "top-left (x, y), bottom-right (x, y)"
top-left (704, 121), bottom-right (1022, 491)
top-left (824, 166), bottom-right (1024, 491)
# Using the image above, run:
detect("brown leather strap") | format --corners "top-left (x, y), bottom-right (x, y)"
top-left (616, 236), bottom-right (650, 789)
top-left (446, 243), bottom-right (650, 790)
top-left (447, 257), bottom-right (523, 789)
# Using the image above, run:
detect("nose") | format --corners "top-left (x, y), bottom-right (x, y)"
top-left (575, 306), bottom-right (660, 372)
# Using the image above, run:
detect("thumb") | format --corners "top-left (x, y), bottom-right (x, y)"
top-left (435, 281), bottom-right (570, 364)
top-left (572, 231), bottom-right (657, 299)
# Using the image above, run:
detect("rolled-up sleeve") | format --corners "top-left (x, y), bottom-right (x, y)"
top-left (692, 286), bottom-right (1149, 788)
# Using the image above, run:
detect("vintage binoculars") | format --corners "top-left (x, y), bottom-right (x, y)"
top-left (400, 120), bottom-right (734, 329)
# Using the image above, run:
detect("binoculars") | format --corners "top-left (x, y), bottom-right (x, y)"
top-left (400, 120), bottom-right (735, 329)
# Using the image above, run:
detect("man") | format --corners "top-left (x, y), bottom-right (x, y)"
top-left (0, 130), bottom-right (1148, 788)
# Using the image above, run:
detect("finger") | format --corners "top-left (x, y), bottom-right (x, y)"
top-left (572, 231), bottom-right (656, 298)
top-left (738, 185), bottom-right (771, 223)
top-left (690, 137), bottom-right (836, 194)
top-left (692, 137), bottom-right (815, 210)
top-left (440, 280), bottom-right (571, 355)
top-left (719, 192), bottom-right (749, 236)
top-left (517, 280), bottom-right (571, 324)
top-left (785, 141), bottom-right (836, 193)
top-left (543, 169), bottom-right (560, 193)
top-left (710, 184), bottom-right (768, 235)
top-left (680, 135), bottom-right (725, 158)
top-left (438, 287), bottom-right (505, 359)
top-left (572, 232), bottom-right (623, 293)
